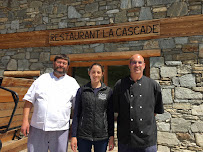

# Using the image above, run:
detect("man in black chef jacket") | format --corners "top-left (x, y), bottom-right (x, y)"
top-left (113, 54), bottom-right (164, 152)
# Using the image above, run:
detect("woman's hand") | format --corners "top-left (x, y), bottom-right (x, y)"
top-left (108, 136), bottom-right (114, 151)
top-left (71, 137), bottom-right (78, 152)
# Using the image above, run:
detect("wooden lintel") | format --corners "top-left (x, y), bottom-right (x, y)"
top-left (50, 49), bottom-right (160, 62)
top-left (70, 60), bottom-right (129, 67)
top-left (3, 71), bottom-right (40, 78)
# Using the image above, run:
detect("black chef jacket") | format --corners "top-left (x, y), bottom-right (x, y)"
top-left (113, 75), bottom-right (164, 149)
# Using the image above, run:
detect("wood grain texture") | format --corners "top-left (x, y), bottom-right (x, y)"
top-left (0, 87), bottom-right (29, 97)
top-left (49, 20), bottom-right (160, 45)
top-left (0, 95), bottom-right (25, 103)
top-left (0, 101), bottom-right (24, 111)
top-left (3, 71), bottom-right (40, 78)
top-left (0, 77), bottom-right (33, 149)
top-left (0, 15), bottom-right (202, 49)
top-left (50, 49), bottom-right (161, 62)
top-left (0, 30), bottom-right (48, 49)
top-left (160, 15), bottom-right (203, 37)
top-left (1, 137), bottom-right (28, 152)
top-left (0, 130), bottom-right (20, 142)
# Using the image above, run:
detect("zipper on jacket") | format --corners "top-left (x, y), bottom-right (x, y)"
top-left (92, 91), bottom-right (97, 141)
top-left (80, 116), bottom-right (83, 127)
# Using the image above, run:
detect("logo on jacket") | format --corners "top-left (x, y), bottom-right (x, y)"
top-left (98, 93), bottom-right (107, 100)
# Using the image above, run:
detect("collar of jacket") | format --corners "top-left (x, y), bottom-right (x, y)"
top-left (83, 81), bottom-right (107, 91)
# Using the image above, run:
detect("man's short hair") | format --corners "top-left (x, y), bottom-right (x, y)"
top-left (54, 54), bottom-right (70, 65)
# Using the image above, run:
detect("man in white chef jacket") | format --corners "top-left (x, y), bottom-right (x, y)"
top-left (21, 54), bottom-right (79, 152)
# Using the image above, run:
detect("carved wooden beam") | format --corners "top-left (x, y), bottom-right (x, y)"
top-left (0, 14), bottom-right (203, 49)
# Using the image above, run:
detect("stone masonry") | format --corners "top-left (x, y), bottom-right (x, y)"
top-left (0, 0), bottom-right (203, 151)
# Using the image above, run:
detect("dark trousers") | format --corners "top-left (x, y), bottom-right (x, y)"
top-left (78, 138), bottom-right (108, 152)
top-left (118, 141), bottom-right (157, 152)
top-left (0, 140), bottom-right (2, 151)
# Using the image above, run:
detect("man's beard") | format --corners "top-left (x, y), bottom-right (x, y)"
top-left (54, 67), bottom-right (66, 75)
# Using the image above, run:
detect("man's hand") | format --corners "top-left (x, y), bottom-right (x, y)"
top-left (108, 136), bottom-right (114, 151)
top-left (21, 121), bottom-right (30, 136)
top-left (71, 137), bottom-right (77, 152)
top-left (21, 101), bottom-right (33, 136)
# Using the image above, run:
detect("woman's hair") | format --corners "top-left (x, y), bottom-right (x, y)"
top-left (88, 63), bottom-right (104, 72)
top-left (54, 54), bottom-right (70, 65)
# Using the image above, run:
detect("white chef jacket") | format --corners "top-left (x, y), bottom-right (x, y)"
top-left (23, 72), bottom-right (80, 131)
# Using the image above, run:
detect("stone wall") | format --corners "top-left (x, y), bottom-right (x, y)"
top-left (0, 0), bottom-right (203, 151)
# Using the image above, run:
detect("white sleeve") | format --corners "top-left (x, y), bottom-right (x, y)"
top-left (23, 80), bottom-right (37, 104)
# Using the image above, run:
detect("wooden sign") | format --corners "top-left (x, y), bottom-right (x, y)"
top-left (0, 14), bottom-right (203, 49)
top-left (49, 20), bottom-right (160, 45)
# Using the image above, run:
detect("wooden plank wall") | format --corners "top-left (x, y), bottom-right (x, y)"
top-left (0, 14), bottom-right (202, 49)
top-left (0, 77), bottom-right (34, 143)
top-left (1, 138), bottom-right (28, 152)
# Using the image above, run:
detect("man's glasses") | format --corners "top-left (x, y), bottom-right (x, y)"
top-left (130, 61), bottom-right (143, 65)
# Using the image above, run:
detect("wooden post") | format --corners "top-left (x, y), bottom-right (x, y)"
top-left (67, 67), bottom-right (73, 76)
top-left (145, 58), bottom-right (150, 77)
top-left (104, 66), bottom-right (108, 86)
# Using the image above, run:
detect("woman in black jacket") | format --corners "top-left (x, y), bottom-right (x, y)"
top-left (71, 63), bottom-right (114, 152)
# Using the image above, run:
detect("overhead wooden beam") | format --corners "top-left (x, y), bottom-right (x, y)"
top-left (0, 14), bottom-right (203, 49)
top-left (3, 71), bottom-right (40, 78)
top-left (0, 30), bottom-right (49, 49)
top-left (50, 49), bottom-right (161, 62)
top-left (160, 15), bottom-right (203, 37)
